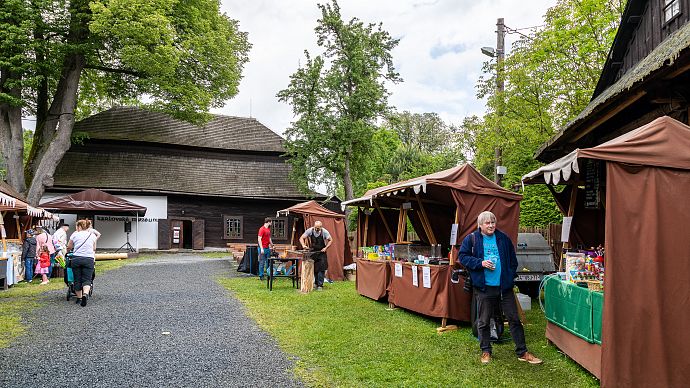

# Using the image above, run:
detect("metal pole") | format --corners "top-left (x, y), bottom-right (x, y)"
top-left (495, 17), bottom-right (505, 186)
top-left (136, 213), bottom-right (139, 253)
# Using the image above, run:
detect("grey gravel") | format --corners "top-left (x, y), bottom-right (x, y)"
top-left (0, 254), bottom-right (302, 388)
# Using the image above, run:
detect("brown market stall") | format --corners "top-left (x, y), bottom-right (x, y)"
top-left (276, 200), bottom-right (353, 281)
top-left (1, 182), bottom-right (58, 288)
top-left (522, 116), bottom-right (690, 387)
top-left (342, 164), bottom-right (522, 326)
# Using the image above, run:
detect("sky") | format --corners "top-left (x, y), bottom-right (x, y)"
top-left (215, 0), bottom-right (558, 135)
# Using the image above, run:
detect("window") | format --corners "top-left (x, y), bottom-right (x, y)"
top-left (223, 215), bottom-right (243, 239)
top-left (271, 217), bottom-right (288, 240)
top-left (664, 0), bottom-right (681, 23)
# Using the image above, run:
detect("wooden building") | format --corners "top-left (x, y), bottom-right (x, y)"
top-left (536, 0), bottom-right (690, 162)
top-left (47, 106), bottom-right (334, 250)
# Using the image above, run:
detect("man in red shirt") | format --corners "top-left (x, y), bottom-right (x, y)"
top-left (257, 217), bottom-right (273, 280)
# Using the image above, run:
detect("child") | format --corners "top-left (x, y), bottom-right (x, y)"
top-left (21, 229), bottom-right (37, 282)
top-left (36, 245), bottom-right (51, 285)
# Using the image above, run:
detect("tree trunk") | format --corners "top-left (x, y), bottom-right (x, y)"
top-left (342, 153), bottom-right (354, 220)
top-left (0, 69), bottom-right (27, 194)
top-left (25, 53), bottom-right (85, 205)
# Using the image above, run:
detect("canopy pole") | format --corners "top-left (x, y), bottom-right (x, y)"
top-left (362, 212), bottom-right (370, 247)
top-left (290, 218), bottom-right (298, 248)
top-left (415, 194), bottom-right (436, 245)
top-left (1, 211), bottom-right (6, 252)
top-left (373, 201), bottom-right (394, 242)
top-left (356, 208), bottom-right (361, 250)
top-left (15, 211), bottom-right (22, 242)
top-left (136, 213), bottom-right (139, 253)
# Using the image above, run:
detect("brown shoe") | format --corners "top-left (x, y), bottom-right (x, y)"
top-left (480, 352), bottom-right (491, 364)
top-left (518, 352), bottom-right (543, 364)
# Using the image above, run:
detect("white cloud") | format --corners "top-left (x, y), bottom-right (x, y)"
top-left (217, 0), bottom-right (557, 136)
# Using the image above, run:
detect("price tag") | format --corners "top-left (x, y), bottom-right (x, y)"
top-left (394, 262), bottom-right (403, 278)
top-left (422, 266), bottom-right (431, 288)
top-left (412, 265), bottom-right (418, 287)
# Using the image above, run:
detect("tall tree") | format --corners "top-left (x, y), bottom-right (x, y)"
top-left (278, 0), bottom-right (401, 201)
top-left (468, 0), bottom-right (624, 226)
top-left (0, 0), bottom-right (250, 204)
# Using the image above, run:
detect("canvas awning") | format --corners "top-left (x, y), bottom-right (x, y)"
top-left (523, 116), bottom-right (690, 185)
top-left (0, 182), bottom-right (55, 218)
top-left (277, 200), bottom-right (345, 218)
top-left (40, 188), bottom-right (147, 216)
top-left (342, 164), bottom-right (522, 210)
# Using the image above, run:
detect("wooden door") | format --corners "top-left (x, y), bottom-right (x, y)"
top-left (192, 219), bottom-right (205, 250)
top-left (170, 220), bottom-right (184, 249)
top-left (158, 219), bottom-right (170, 250)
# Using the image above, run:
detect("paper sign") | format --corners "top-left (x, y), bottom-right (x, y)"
top-left (394, 262), bottom-right (403, 278)
top-left (450, 223), bottom-right (459, 245)
top-left (561, 216), bottom-right (573, 242)
top-left (422, 266), bottom-right (431, 288)
top-left (412, 265), bottom-right (418, 287)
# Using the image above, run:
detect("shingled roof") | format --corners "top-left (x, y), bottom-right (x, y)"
top-left (52, 148), bottom-right (313, 199)
top-left (73, 106), bottom-right (285, 153)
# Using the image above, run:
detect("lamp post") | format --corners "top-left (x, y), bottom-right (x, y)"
top-left (481, 18), bottom-right (506, 186)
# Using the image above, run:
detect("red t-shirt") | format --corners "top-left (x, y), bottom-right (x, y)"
top-left (258, 225), bottom-right (271, 248)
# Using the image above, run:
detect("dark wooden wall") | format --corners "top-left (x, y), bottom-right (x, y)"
top-left (167, 195), bottom-right (305, 248)
top-left (619, 0), bottom-right (690, 80)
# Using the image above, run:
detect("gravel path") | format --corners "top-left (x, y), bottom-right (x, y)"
top-left (0, 254), bottom-right (302, 388)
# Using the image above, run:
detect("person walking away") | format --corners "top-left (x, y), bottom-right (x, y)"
top-left (36, 245), bottom-right (51, 285)
top-left (257, 218), bottom-right (273, 281)
top-left (34, 227), bottom-right (56, 278)
top-left (21, 230), bottom-right (37, 283)
top-left (459, 211), bottom-right (542, 365)
top-left (299, 221), bottom-right (332, 291)
top-left (66, 219), bottom-right (98, 306)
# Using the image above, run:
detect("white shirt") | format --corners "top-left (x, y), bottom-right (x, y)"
top-left (53, 228), bottom-right (68, 248)
top-left (69, 230), bottom-right (98, 259)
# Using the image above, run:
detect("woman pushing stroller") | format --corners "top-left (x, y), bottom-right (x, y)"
top-left (66, 219), bottom-right (99, 307)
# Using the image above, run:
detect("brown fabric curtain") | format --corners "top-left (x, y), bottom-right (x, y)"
top-left (355, 259), bottom-right (390, 300)
top-left (602, 163), bottom-right (690, 387)
top-left (452, 190), bottom-right (521, 245)
top-left (303, 214), bottom-right (351, 281)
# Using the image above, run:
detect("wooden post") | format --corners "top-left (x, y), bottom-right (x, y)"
top-left (415, 194), bottom-right (437, 245)
top-left (356, 208), bottom-right (361, 251)
top-left (362, 212), bottom-right (370, 247)
top-left (1, 211), bottom-right (6, 252)
top-left (300, 258), bottom-right (315, 293)
top-left (436, 317), bottom-right (458, 333)
top-left (374, 201), bottom-right (395, 242)
top-left (290, 218), bottom-right (298, 247)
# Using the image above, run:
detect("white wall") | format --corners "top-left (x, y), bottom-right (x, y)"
top-left (41, 193), bottom-right (167, 250)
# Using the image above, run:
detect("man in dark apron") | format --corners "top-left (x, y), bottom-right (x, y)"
top-left (299, 221), bottom-right (333, 290)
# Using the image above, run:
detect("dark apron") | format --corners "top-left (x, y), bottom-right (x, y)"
top-left (309, 232), bottom-right (328, 273)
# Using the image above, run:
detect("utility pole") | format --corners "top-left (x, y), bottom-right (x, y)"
top-left (494, 17), bottom-right (505, 186)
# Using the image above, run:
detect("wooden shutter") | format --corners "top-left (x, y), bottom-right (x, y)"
top-left (192, 219), bottom-right (205, 250)
top-left (158, 219), bottom-right (170, 250)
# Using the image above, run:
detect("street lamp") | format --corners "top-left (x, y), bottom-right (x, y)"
top-left (481, 46), bottom-right (495, 57)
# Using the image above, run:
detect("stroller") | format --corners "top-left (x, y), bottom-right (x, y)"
top-left (63, 257), bottom-right (94, 301)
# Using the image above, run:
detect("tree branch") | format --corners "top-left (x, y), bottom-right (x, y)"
top-left (84, 64), bottom-right (144, 77)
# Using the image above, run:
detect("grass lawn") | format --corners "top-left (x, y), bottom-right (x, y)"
top-left (0, 254), bottom-right (158, 348)
top-left (219, 277), bottom-right (600, 387)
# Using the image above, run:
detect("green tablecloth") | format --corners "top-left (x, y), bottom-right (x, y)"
top-left (544, 276), bottom-right (603, 344)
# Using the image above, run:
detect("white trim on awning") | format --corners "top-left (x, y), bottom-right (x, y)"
top-left (0, 192), bottom-right (16, 207)
top-left (340, 179), bottom-right (428, 210)
top-left (522, 149), bottom-right (581, 185)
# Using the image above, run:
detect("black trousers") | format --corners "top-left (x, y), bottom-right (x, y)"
top-left (71, 256), bottom-right (95, 291)
top-left (475, 286), bottom-right (527, 356)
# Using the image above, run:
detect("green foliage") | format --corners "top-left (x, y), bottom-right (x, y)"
top-left (468, 0), bottom-right (624, 227)
top-left (219, 276), bottom-right (599, 387)
top-left (278, 0), bottom-right (401, 199)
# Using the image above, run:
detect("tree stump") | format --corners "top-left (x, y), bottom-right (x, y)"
top-left (301, 259), bottom-right (314, 293)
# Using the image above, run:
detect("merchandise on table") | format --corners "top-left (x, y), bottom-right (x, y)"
top-left (357, 244), bottom-right (448, 265)
top-left (564, 245), bottom-right (605, 291)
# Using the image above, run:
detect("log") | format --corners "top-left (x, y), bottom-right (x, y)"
top-left (95, 253), bottom-right (129, 261)
top-left (300, 259), bottom-right (314, 293)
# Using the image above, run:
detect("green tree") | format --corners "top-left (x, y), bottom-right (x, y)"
top-left (468, 0), bottom-right (624, 226)
top-left (0, 0), bottom-right (250, 204)
top-left (379, 111), bottom-right (464, 183)
top-left (277, 0), bottom-right (401, 202)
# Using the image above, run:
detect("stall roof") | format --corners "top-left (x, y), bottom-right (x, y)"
top-left (523, 116), bottom-right (690, 185)
top-left (0, 181), bottom-right (53, 217)
top-left (39, 188), bottom-right (147, 216)
top-left (277, 200), bottom-right (345, 218)
top-left (342, 164), bottom-right (522, 209)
